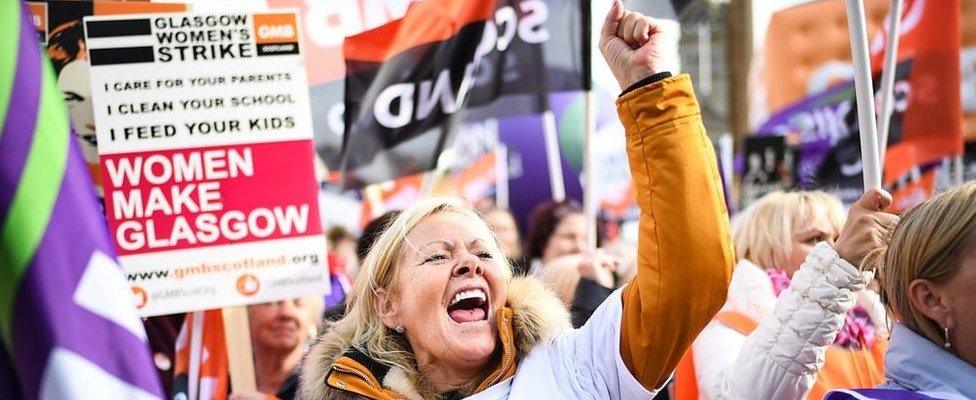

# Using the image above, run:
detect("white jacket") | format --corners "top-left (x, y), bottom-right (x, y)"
top-left (470, 289), bottom-right (659, 399)
top-left (691, 243), bottom-right (871, 400)
top-left (302, 277), bottom-right (660, 400)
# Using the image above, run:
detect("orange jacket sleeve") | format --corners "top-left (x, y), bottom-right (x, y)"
top-left (616, 74), bottom-right (735, 390)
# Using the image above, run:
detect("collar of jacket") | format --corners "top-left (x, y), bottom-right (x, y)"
top-left (300, 276), bottom-right (571, 400)
top-left (884, 324), bottom-right (976, 398)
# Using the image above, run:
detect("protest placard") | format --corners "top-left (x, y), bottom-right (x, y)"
top-left (84, 11), bottom-right (328, 316)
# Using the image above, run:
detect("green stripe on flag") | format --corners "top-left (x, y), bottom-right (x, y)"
top-left (0, 0), bottom-right (22, 138)
top-left (0, 55), bottom-right (69, 347)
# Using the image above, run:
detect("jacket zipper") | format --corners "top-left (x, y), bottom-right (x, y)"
top-left (331, 364), bottom-right (379, 389)
top-left (332, 363), bottom-right (412, 400)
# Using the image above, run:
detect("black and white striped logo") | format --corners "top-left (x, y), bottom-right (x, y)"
top-left (85, 19), bottom-right (155, 65)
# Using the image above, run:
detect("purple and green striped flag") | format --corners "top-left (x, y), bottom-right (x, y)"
top-left (0, 2), bottom-right (163, 399)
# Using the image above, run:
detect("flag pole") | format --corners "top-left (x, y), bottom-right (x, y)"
top-left (495, 145), bottom-right (510, 209)
top-left (364, 183), bottom-right (386, 219)
top-left (188, 311), bottom-right (205, 400)
top-left (525, 2), bottom-right (564, 204)
top-left (581, 0), bottom-right (597, 250)
top-left (542, 111), bottom-right (566, 202)
top-left (955, 155), bottom-right (965, 186)
top-left (877, 0), bottom-right (903, 165)
top-left (583, 98), bottom-right (597, 250)
top-left (421, 144), bottom-right (455, 197)
top-left (420, 170), bottom-right (442, 197)
top-left (537, 64), bottom-right (565, 202)
top-left (845, 0), bottom-right (883, 190)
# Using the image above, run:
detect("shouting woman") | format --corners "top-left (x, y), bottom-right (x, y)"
top-left (299, 1), bottom-right (735, 398)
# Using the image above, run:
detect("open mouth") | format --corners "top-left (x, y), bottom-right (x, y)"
top-left (446, 288), bottom-right (489, 324)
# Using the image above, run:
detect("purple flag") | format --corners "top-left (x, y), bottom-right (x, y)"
top-left (825, 389), bottom-right (947, 400)
top-left (0, 3), bottom-right (163, 399)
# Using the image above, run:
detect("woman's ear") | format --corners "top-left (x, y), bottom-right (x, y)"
top-left (373, 289), bottom-right (400, 329)
top-left (908, 278), bottom-right (952, 327)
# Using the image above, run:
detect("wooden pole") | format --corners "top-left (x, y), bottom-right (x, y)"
top-left (222, 306), bottom-right (257, 392)
top-left (728, 0), bottom-right (754, 152)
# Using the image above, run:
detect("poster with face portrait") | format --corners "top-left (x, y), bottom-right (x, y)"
top-left (83, 11), bottom-right (328, 316)
top-left (26, 1), bottom-right (189, 194)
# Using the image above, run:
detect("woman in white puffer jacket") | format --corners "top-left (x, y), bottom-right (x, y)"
top-left (675, 189), bottom-right (898, 400)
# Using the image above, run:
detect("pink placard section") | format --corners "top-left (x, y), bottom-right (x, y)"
top-left (101, 139), bottom-right (322, 256)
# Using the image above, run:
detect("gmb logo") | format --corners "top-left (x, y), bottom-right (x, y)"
top-left (258, 24), bottom-right (295, 40)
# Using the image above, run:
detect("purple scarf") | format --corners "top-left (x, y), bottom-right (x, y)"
top-left (767, 268), bottom-right (877, 349)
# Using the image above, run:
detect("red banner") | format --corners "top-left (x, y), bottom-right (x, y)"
top-left (871, 0), bottom-right (963, 174)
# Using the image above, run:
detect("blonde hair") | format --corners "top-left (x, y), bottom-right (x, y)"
top-left (878, 182), bottom-right (976, 345)
top-left (732, 191), bottom-right (845, 269)
top-left (323, 196), bottom-right (511, 375)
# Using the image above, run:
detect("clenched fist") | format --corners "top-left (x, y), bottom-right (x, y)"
top-left (599, 0), bottom-right (679, 91)
top-left (833, 188), bottom-right (899, 268)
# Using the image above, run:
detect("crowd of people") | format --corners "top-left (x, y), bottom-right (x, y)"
top-left (143, 2), bottom-right (976, 399)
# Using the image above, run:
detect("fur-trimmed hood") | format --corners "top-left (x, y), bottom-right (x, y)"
top-left (299, 276), bottom-right (571, 400)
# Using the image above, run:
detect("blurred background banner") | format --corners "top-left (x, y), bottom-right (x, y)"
top-left (41, 0), bottom-right (969, 226)
top-left (338, 0), bottom-right (592, 188)
top-left (37, 0), bottom-right (973, 255)
top-left (168, 0), bottom-right (684, 236)
top-left (262, 0), bottom-right (587, 180)
top-left (749, 0), bottom-right (964, 209)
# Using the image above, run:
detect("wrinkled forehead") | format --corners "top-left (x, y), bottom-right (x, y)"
top-left (404, 210), bottom-right (497, 251)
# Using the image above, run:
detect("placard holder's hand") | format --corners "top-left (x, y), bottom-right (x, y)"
top-left (834, 188), bottom-right (899, 269)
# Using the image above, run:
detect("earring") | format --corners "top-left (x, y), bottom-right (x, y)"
top-left (943, 325), bottom-right (952, 350)
top-left (395, 325), bottom-right (405, 333)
